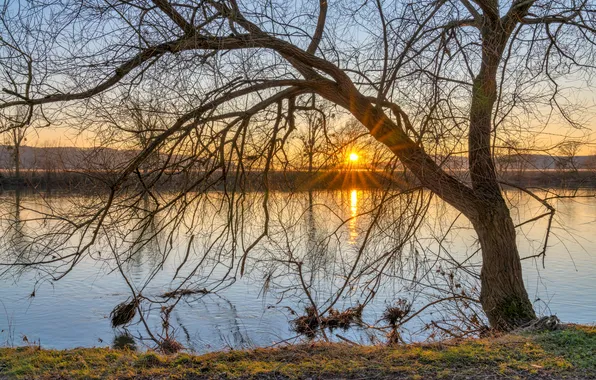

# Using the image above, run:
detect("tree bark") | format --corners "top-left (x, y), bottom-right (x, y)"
top-left (471, 199), bottom-right (536, 330)
top-left (463, 9), bottom-right (537, 330)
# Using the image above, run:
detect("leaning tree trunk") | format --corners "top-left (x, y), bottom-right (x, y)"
top-left (471, 199), bottom-right (535, 330)
top-left (461, 12), bottom-right (538, 330)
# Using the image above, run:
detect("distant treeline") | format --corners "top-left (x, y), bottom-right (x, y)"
top-left (1, 145), bottom-right (596, 171)
top-left (1, 169), bottom-right (596, 193)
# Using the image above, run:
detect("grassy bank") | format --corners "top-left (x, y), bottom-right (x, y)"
top-left (0, 325), bottom-right (594, 379)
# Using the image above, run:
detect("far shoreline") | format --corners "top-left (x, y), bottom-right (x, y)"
top-left (1, 169), bottom-right (595, 193)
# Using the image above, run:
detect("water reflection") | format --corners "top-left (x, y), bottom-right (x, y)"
top-left (349, 189), bottom-right (358, 244)
top-left (112, 332), bottom-right (137, 350)
top-left (5, 189), bottom-right (29, 265)
top-left (0, 189), bottom-right (594, 351)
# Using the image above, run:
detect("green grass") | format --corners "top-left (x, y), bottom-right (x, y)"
top-left (532, 324), bottom-right (596, 369)
top-left (0, 325), bottom-right (594, 379)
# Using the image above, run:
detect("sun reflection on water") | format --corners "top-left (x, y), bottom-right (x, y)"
top-left (349, 189), bottom-right (358, 244)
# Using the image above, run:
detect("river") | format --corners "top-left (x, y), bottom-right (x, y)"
top-left (0, 189), bottom-right (594, 352)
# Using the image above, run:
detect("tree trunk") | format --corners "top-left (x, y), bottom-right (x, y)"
top-left (471, 199), bottom-right (535, 330)
top-left (15, 144), bottom-right (20, 182)
top-left (464, 15), bottom-right (536, 330)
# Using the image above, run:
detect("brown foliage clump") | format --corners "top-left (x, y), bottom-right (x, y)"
top-left (292, 304), bottom-right (364, 338)
top-left (158, 337), bottom-right (184, 354)
top-left (292, 306), bottom-right (319, 338)
top-left (382, 299), bottom-right (411, 327)
top-left (110, 298), bottom-right (140, 328)
top-left (382, 299), bottom-right (411, 345)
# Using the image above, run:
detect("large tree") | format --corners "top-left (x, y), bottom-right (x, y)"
top-left (1, 0), bottom-right (595, 330)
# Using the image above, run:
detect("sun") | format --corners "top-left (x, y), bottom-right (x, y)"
top-left (348, 152), bottom-right (359, 162)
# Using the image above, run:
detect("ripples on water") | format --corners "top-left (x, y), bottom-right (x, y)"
top-left (0, 189), bottom-right (594, 351)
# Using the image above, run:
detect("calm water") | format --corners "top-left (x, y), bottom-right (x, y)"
top-left (0, 189), bottom-right (594, 352)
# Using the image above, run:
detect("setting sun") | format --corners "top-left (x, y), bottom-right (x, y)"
top-left (349, 152), bottom-right (359, 162)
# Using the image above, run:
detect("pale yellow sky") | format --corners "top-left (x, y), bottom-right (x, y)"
top-left (20, 97), bottom-right (596, 156)
top-left (24, 124), bottom-right (595, 155)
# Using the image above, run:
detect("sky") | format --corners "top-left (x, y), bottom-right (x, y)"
top-left (4, 0), bottom-right (596, 156)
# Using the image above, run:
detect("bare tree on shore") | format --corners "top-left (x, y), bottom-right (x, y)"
top-left (555, 141), bottom-right (583, 172)
top-left (1, 106), bottom-right (31, 183)
top-left (1, 0), bottom-right (596, 335)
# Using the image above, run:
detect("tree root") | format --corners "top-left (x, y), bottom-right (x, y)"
top-left (514, 315), bottom-right (561, 333)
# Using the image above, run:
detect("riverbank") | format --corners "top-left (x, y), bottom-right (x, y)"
top-left (0, 325), bottom-right (594, 379)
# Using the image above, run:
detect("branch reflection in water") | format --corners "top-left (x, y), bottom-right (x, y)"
top-left (0, 188), bottom-right (594, 351)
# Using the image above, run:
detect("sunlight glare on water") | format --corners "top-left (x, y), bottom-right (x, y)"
top-left (349, 189), bottom-right (359, 244)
